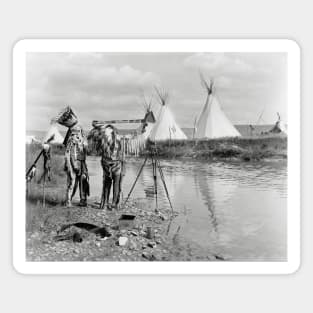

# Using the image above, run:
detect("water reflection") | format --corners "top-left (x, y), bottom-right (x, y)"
top-left (193, 164), bottom-right (239, 235)
top-left (87, 157), bottom-right (287, 261)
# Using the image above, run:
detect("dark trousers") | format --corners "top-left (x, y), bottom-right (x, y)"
top-left (78, 160), bottom-right (89, 202)
top-left (100, 160), bottom-right (122, 209)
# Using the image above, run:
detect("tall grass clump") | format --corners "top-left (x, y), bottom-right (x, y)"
top-left (26, 143), bottom-right (67, 205)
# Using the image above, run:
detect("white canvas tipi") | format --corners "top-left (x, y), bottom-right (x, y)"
top-left (25, 135), bottom-right (40, 144)
top-left (149, 88), bottom-right (187, 141)
top-left (43, 123), bottom-right (64, 144)
top-left (195, 75), bottom-right (241, 139)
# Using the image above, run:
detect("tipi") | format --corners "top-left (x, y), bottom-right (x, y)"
top-left (137, 94), bottom-right (156, 139)
top-left (25, 135), bottom-right (40, 144)
top-left (269, 113), bottom-right (287, 134)
top-left (149, 88), bottom-right (187, 141)
top-left (43, 122), bottom-right (64, 144)
top-left (194, 75), bottom-right (241, 139)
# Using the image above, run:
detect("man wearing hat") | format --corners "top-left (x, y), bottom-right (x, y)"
top-left (56, 107), bottom-right (90, 207)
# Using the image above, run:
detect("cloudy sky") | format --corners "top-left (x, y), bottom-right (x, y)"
top-left (26, 52), bottom-right (287, 131)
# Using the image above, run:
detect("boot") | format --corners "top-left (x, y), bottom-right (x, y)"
top-left (111, 203), bottom-right (120, 211)
top-left (78, 199), bottom-right (87, 207)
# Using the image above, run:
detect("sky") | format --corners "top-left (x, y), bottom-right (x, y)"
top-left (26, 52), bottom-right (287, 131)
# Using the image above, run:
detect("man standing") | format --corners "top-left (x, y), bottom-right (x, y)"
top-left (100, 125), bottom-right (124, 210)
top-left (64, 124), bottom-right (89, 207)
top-left (55, 106), bottom-right (89, 207)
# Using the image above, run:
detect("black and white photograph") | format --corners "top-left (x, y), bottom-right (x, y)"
top-left (3, 0), bottom-right (312, 310)
top-left (13, 39), bottom-right (299, 273)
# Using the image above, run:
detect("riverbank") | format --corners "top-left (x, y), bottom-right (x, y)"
top-left (26, 148), bottom-right (224, 261)
top-left (26, 196), bottom-right (225, 261)
top-left (25, 139), bottom-right (287, 261)
top-left (25, 162), bottom-right (286, 262)
top-left (145, 135), bottom-right (287, 161)
top-left (29, 135), bottom-right (287, 162)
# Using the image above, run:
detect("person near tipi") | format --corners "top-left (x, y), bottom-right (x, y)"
top-left (55, 106), bottom-right (90, 207)
top-left (99, 125), bottom-right (124, 210)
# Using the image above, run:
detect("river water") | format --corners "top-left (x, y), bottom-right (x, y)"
top-left (86, 157), bottom-right (287, 261)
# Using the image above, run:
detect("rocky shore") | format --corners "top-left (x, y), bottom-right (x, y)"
top-left (26, 199), bottom-right (224, 262)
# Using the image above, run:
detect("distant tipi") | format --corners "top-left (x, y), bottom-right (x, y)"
top-left (194, 74), bottom-right (241, 139)
top-left (269, 112), bottom-right (287, 134)
top-left (149, 88), bottom-right (187, 141)
top-left (43, 122), bottom-right (64, 144)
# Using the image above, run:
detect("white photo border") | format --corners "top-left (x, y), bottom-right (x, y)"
top-left (13, 39), bottom-right (300, 274)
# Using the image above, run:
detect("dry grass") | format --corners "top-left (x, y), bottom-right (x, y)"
top-left (145, 135), bottom-right (287, 161)
top-left (26, 144), bottom-right (67, 231)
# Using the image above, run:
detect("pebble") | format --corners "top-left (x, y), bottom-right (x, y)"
top-left (148, 241), bottom-right (157, 248)
top-left (118, 237), bottom-right (128, 246)
top-left (158, 213), bottom-right (167, 221)
top-left (142, 251), bottom-right (156, 261)
top-left (142, 251), bottom-right (151, 260)
top-left (128, 241), bottom-right (138, 251)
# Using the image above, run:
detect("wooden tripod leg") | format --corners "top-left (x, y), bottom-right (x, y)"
top-left (156, 158), bottom-right (174, 214)
top-left (152, 156), bottom-right (158, 212)
top-left (42, 172), bottom-right (46, 209)
top-left (124, 155), bottom-right (148, 205)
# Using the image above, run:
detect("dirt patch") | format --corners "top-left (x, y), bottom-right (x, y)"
top-left (26, 199), bottom-right (222, 262)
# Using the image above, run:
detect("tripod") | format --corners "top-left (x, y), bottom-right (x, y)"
top-left (38, 147), bottom-right (51, 209)
top-left (124, 148), bottom-right (174, 214)
top-left (26, 134), bottom-right (54, 206)
top-left (26, 146), bottom-right (51, 208)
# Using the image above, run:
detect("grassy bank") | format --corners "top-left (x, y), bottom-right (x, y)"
top-left (26, 144), bottom-right (67, 205)
top-left (145, 135), bottom-right (287, 161)
top-left (28, 135), bottom-right (287, 162)
top-left (26, 145), bottom-right (220, 261)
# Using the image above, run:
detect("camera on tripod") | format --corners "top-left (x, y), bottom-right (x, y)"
top-left (124, 146), bottom-right (174, 214)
